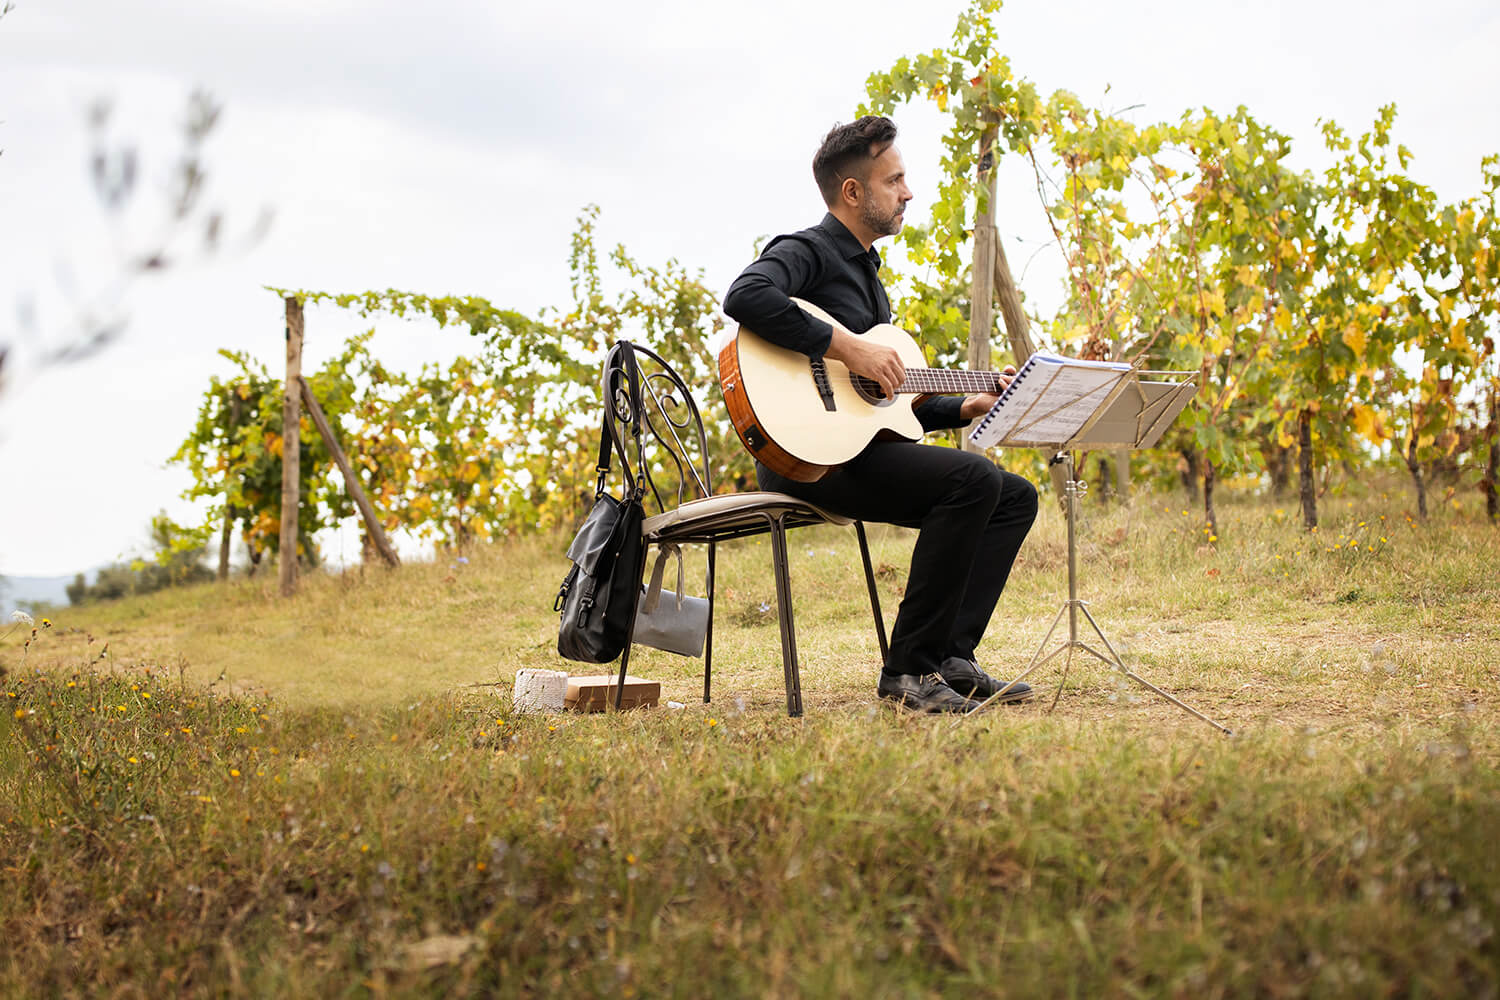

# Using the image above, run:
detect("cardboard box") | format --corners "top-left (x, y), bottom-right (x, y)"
top-left (565, 675), bottom-right (661, 712)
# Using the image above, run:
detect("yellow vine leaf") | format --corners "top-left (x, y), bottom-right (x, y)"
top-left (1342, 324), bottom-right (1368, 357)
top-left (1350, 403), bottom-right (1377, 443)
top-left (1274, 304), bottom-right (1292, 332)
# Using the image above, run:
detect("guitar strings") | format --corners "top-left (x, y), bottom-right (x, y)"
top-left (849, 367), bottom-right (1007, 395)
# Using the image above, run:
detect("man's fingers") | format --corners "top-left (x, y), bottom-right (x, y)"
top-left (853, 342), bottom-right (903, 398)
top-left (881, 359), bottom-right (904, 398)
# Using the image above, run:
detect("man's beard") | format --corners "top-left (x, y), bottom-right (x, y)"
top-left (861, 200), bottom-right (905, 238)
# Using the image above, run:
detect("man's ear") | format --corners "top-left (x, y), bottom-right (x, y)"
top-left (839, 176), bottom-right (862, 208)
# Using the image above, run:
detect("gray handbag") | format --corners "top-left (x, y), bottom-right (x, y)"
top-left (632, 544), bottom-right (710, 657)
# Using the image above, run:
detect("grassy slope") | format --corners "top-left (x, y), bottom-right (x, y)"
top-left (3, 486), bottom-right (1497, 996)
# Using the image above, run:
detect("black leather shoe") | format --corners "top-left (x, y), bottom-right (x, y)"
top-left (939, 657), bottom-right (1034, 703)
top-left (877, 672), bottom-right (977, 713)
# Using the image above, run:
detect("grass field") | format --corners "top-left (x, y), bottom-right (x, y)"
top-left (3, 483), bottom-right (1497, 997)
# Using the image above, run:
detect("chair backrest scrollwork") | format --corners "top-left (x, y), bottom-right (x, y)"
top-left (602, 341), bottom-right (712, 517)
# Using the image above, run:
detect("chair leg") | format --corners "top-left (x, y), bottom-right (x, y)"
top-left (767, 515), bottom-right (803, 718)
top-left (704, 541), bottom-right (716, 704)
top-left (615, 539), bottom-right (648, 711)
top-left (615, 636), bottom-right (633, 711)
top-left (854, 521), bottom-right (889, 667)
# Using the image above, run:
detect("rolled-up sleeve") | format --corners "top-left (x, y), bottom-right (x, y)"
top-left (723, 237), bottom-right (834, 358)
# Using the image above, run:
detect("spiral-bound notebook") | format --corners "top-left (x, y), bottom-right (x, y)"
top-left (968, 350), bottom-right (1133, 448)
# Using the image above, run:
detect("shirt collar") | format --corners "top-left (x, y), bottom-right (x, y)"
top-left (820, 212), bottom-right (882, 270)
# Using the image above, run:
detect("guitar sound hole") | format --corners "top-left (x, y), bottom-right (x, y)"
top-left (850, 374), bottom-right (891, 406)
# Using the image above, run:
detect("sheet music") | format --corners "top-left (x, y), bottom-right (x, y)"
top-left (968, 350), bottom-right (1132, 448)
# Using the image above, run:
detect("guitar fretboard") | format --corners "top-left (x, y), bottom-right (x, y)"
top-left (852, 368), bottom-right (1006, 396)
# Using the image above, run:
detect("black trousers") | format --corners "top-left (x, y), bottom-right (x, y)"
top-left (756, 440), bottom-right (1038, 676)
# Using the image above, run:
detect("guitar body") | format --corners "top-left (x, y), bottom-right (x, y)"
top-left (718, 298), bottom-right (932, 483)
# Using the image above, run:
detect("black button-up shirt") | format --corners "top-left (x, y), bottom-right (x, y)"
top-left (722, 212), bottom-right (964, 431)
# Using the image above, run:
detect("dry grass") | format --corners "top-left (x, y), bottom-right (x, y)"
top-left (3, 482), bottom-right (1497, 996)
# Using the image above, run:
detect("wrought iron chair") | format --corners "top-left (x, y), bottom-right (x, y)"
top-left (602, 341), bottom-right (889, 717)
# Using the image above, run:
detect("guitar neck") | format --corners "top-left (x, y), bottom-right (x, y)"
top-left (891, 368), bottom-right (1005, 395)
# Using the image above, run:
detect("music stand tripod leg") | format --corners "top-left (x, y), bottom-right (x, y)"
top-left (964, 452), bottom-right (1233, 736)
top-left (963, 602), bottom-right (1070, 718)
top-left (1072, 599), bottom-right (1233, 735)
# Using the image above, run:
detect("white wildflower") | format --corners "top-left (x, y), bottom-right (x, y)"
top-left (9, 611), bottom-right (34, 626)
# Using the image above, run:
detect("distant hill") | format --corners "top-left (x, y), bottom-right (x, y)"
top-left (1, 573), bottom-right (77, 610)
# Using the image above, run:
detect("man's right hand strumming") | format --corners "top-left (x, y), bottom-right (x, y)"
top-left (826, 327), bottom-right (904, 399)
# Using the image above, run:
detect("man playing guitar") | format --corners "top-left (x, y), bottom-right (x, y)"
top-left (722, 115), bottom-right (1038, 713)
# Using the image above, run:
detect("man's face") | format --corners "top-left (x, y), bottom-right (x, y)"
top-left (858, 145), bottom-right (913, 239)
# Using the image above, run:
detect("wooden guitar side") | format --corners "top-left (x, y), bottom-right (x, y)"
top-left (719, 336), bottom-right (831, 482)
top-left (718, 299), bottom-right (929, 483)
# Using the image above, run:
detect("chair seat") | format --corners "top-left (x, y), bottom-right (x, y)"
top-left (644, 491), bottom-right (852, 543)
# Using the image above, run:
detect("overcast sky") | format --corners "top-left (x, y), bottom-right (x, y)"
top-left (2, 0), bottom-right (1496, 581)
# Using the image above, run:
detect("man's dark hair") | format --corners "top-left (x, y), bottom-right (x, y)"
top-left (812, 115), bottom-right (898, 207)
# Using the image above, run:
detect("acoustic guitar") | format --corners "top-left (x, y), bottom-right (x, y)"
top-left (718, 298), bottom-right (1007, 483)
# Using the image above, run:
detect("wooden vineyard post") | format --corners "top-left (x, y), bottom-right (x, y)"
top-left (218, 391), bottom-right (242, 581)
top-left (988, 180), bottom-right (1069, 504)
top-left (218, 502), bottom-right (233, 581)
top-left (991, 222), bottom-right (1037, 362)
top-left (1111, 335), bottom-right (1130, 501)
top-left (964, 121), bottom-right (998, 454)
top-left (299, 376), bottom-right (402, 569)
top-left (280, 295), bottom-right (303, 597)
